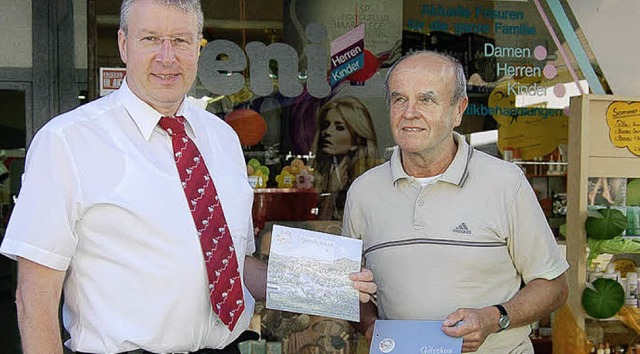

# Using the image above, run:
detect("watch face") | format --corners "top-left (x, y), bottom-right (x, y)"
top-left (499, 315), bottom-right (510, 329)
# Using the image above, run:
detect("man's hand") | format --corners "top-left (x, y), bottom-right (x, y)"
top-left (244, 256), bottom-right (267, 301)
top-left (351, 271), bottom-right (379, 343)
top-left (441, 306), bottom-right (499, 353)
top-left (350, 268), bottom-right (377, 303)
top-left (440, 275), bottom-right (569, 353)
top-left (362, 316), bottom-right (376, 342)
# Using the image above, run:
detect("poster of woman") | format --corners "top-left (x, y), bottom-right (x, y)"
top-left (312, 96), bottom-right (380, 220)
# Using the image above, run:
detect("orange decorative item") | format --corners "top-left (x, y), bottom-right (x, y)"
top-left (224, 109), bottom-right (267, 146)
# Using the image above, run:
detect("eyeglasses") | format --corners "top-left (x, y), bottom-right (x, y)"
top-left (134, 34), bottom-right (201, 53)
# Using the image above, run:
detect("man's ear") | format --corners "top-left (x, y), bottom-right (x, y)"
top-left (454, 97), bottom-right (469, 127)
top-left (117, 29), bottom-right (128, 64)
top-left (197, 37), bottom-right (205, 57)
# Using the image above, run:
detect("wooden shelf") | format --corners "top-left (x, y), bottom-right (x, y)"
top-left (566, 94), bottom-right (640, 331)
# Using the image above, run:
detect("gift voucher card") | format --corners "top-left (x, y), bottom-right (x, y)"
top-left (370, 320), bottom-right (462, 354)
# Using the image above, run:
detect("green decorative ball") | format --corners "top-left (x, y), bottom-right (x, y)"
top-left (582, 278), bottom-right (625, 319)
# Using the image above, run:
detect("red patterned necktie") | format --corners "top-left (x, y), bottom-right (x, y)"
top-left (159, 116), bottom-right (245, 331)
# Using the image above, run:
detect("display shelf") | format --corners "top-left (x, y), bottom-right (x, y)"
top-left (526, 174), bottom-right (567, 232)
top-left (519, 164), bottom-right (567, 179)
top-left (251, 188), bottom-right (318, 237)
top-left (565, 94), bottom-right (640, 335)
top-left (514, 161), bottom-right (569, 166)
top-left (584, 317), bottom-right (638, 350)
top-left (531, 336), bottom-right (553, 354)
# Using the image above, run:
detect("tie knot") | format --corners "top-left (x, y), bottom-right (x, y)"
top-left (159, 116), bottom-right (187, 136)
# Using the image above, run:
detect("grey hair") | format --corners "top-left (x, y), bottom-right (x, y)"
top-left (384, 50), bottom-right (467, 107)
top-left (119, 0), bottom-right (204, 34)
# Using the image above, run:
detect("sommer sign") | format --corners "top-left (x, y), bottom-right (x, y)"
top-left (606, 101), bottom-right (640, 156)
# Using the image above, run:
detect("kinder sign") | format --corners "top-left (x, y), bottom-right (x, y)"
top-left (330, 24), bottom-right (365, 86)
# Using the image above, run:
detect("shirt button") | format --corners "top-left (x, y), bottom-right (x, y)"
top-left (418, 201), bottom-right (424, 206)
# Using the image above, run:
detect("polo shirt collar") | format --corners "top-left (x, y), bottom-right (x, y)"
top-left (441, 132), bottom-right (473, 186)
top-left (389, 146), bottom-right (409, 183)
top-left (117, 78), bottom-right (197, 141)
top-left (389, 132), bottom-right (473, 187)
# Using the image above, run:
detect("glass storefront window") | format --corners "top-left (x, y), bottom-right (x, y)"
top-left (93, 0), bottom-right (608, 197)
top-left (89, 1), bottom-right (610, 352)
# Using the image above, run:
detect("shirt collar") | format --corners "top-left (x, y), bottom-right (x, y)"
top-left (441, 132), bottom-right (473, 186)
top-left (390, 132), bottom-right (473, 187)
top-left (389, 146), bottom-right (409, 183)
top-left (116, 78), bottom-right (197, 141)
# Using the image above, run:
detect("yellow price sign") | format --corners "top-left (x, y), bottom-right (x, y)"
top-left (606, 101), bottom-right (640, 156)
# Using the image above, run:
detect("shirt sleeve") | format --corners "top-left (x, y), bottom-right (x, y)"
top-left (342, 189), bottom-right (362, 239)
top-left (245, 211), bottom-right (256, 255)
top-left (0, 127), bottom-right (82, 271)
top-left (508, 174), bottom-right (569, 283)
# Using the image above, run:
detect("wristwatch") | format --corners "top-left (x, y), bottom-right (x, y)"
top-left (494, 304), bottom-right (510, 332)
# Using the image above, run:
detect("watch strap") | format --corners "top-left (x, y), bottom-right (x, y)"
top-left (494, 304), bottom-right (508, 317)
top-left (494, 304), bottom-right (509, 332)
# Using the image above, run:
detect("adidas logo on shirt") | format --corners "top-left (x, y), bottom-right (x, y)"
top-left (452, 222), bottom-right (472, 234)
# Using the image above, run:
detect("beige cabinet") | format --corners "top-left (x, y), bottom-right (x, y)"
top-left (566, 94), bottom-right (640, 330)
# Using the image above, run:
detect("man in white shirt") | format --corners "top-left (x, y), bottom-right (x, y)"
top-left (0, 1), bottom-right (376, 353)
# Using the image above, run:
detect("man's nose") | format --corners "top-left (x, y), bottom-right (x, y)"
top-left (402, 101), bottom-right (419, 120)
top-left (156, 39), bottom-right (176, 64)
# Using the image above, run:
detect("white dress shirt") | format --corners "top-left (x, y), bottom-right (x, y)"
top-left (0, 80), bottom-right (256, 353)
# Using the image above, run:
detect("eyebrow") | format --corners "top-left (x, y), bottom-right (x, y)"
top-left (418, 91), bottom-right (439, 102)
top-left (135, 29), bottom-right (198, 37)
top-left (390, 91), bottom-right (440, 102)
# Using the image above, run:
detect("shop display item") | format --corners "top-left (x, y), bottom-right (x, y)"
top-left (247, 158), bottom-right (270, 189)
top-left (585, 208), bottom-right (628, 240)
top-left (225, 109), bottom-right (267, 146)
top-left (588, 178), bottom-right (627, 207)
top-left (582, 278), bottom-right (625, 319)
top-left (628, 179), bottom-right (640, 206)
top-left (628, 207), bottom-right (640, 236)
top-left (275, 158), bottom-right (314, 189)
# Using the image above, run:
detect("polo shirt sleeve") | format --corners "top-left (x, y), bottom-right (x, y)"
top-left (0, 127), bottom-right (81, 271)
top-left (342, 189), bottom-right (365, 241)
top-left (508, 174), bottom-right (569, 284)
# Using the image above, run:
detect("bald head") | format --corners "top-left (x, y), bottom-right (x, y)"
top-left (384, 51), bottom-right (467, 107)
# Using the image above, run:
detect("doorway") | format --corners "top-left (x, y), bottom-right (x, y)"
top-left (0, 84), bottom-right (29, 354)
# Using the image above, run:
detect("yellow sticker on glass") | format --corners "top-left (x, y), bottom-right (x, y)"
top-left (489, 79), bottom-right (568, 160)
top-left (606, 101), bottom-right (640, 156)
